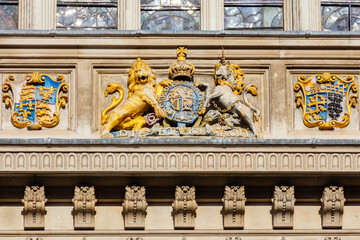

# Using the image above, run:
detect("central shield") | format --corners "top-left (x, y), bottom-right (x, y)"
top-left (159, 80), bottom-right (204, 127)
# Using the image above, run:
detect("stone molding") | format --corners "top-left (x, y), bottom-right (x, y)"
top-left (22, 186), bottom-right (47, 230)
top-left (123, 186), bottom-right (148, 230)
top-left (271, 186), bottom-right (295, 229)
top-left (321, 186), bottom-right (345, 229)
top-left (72, 186), bottom-right (97, 230)
top-left (222, 186), bottom-right (246, 229)
top-left (172, 186), bottom-right (197, 229)
top-left (0, 151), bottom-right (360, 173)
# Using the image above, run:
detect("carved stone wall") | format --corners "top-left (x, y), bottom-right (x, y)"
top-left (321, 186), bottom-right (345, 229)
top-left (222, 186), bottom-right (246, 229)
top-left (271, 186), bottom-right (295, 229)
top-left (22, 186), bottom-right (47, 230)
top-left (72, 186), bottom-right (97, 230)
top-left (122, 186), bottom-right (148, 229)
top-left (172, 186), bottom-right (197, 229)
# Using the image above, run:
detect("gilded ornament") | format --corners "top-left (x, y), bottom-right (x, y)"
top-left (201, 49), bottom-right (260, 135)
top-left (101, 58), bottom-right (165, 137)
top-left (294, 73), bottom-right (358, 130)
top-left (2, 72), bottom-right (68, 130)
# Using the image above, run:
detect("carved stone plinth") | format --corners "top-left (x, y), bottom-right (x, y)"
top-left (271, 186), bottom-right (295, 229)
top-left (172, 186), bottom-right (197, 229)
top-left (321, 186), bottom-right (345, 229)
top-left (72, 186), bottom-right (97, 230)
top-left (123, 186), bottom-right (148, 229)
top-left (22, 186), bottom-right (47, 230)
top-left (222, 186), bottom-right (246, 229)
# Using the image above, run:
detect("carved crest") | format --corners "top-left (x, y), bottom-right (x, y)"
top-left (294, 73), bottom-right (358, 129)
top-left (23, 186), bottom-right (47, 202)
top-left (73, 186), bottom-right (96, 202)
top-left (175, 186), bottom-right (196, 201)
top-left (2, 73), bottom-right (68, 130)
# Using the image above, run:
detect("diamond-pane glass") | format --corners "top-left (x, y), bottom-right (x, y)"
top-left (224, 0), bottom-right (283, 30)
top-left (141, 0), bottom-right (200, 31)
top-left (57, 1), bottom-right (117, 29)
top-left (0, 3), bottom-right (18, 30)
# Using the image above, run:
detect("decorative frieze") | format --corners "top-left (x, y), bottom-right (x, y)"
top-left (72, 186), bottom-right (97, 230)
top-left (123, 186), bottom-right (148, 229)
top-left (222, 186), bottom-right (246, 229)
top-left (321, 186), bottom-right (345, 229)
top-left (22, 186), bottom-right (47, 230)
top-left (271, 186), bottom-right (295, 229)
top-left (172, 186), bottom-right (197, 229)
top-left (0, 151), bottom-right (359, 173)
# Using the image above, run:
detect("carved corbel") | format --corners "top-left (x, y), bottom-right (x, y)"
top-left (271, 186), bottom-right (295, 229)
top-left (126, 238), bottom-right (143, 240)
top-left (222, 186), bottom-right (246, 229)
top-left (321, 186), bottom-right (345, 229)
top-left (22, 186), bottom-right (47, 230)
top-left (324, 238), bottom-right (341, 240)
top-left (226, 238), bottom-right (241, 240)
top-left (72, 186), bottom-right (97, 230)
top-left (123, 186), bottom-right (148, 229)
top-left (172, 186), bottom-right (197, 229)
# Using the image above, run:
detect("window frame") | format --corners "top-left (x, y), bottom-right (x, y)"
top-left (224, 0), bottom-right (284, 30)
top-left (56, 0), bottom-right (119, 30)
top-left (0, 0), bottom-right (19, 30)
top-left (321, 1), bottom-right (360, 31)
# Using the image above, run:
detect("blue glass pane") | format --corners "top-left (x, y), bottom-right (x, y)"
top-left (0, 4), bottom-right (18, 30)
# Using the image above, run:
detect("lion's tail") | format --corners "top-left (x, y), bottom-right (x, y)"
top-left (243, 84), bottom-right (261, 122)
top-left (101, 83), bottom-right (124, 125)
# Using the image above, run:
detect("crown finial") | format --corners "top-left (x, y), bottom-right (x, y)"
top-left (177, 47), bottom-right (187, 61)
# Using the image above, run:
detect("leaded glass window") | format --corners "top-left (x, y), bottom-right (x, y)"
top-left (57, 0), bottom-right (118, 30)
top-left (322, 0), bottom-right (360, 31)
top-left (0, 0), bottom-right (18, 30)
top-left (224, 0), bottom-right (283, 30)
top-left (141, 0), bottom-right (200, 31)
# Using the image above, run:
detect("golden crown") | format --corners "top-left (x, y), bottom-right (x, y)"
top-left (169, 47), bottom-right (195, 81)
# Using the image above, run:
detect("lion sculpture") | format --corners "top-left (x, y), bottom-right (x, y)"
top-left (101, 58), bottom-right (164, 137)
top-left (202, 54), bottom-right (261, 136)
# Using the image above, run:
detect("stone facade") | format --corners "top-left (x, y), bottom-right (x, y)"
top-left (0, 0), bottom-right (360, 239)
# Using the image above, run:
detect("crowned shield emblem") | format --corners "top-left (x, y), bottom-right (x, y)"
top-left (158, 80), bottom-right (204, 127)
top-left (294, 73), bottom-right (358, 130)
top-left (2, 72), bottom-right (68, 130)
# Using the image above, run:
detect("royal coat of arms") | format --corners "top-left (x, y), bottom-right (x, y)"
top-left (158, 47), bottom-right (205, 127)
top-left (2, 72), bottom-right (69, 130)
top-left (101, 47), bottom-right (260, 138)
top-left (294, 73), bottom-right (358, 130)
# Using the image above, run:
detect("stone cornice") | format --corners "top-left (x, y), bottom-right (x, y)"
top-left (0, 138), bottom-right (357, 146)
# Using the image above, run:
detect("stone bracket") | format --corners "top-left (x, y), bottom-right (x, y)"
top-left (321, 186), bottom-right (345, 229)
top-left (222, 186), bottom-right (246, 229)
top-left (123, 186), bottom-right (148, 230)
top-left (72, 186), bottom-right (97, 230)
top-left (272, 186), bottom-right (295, 229)
top-left (22, 186), bottom-right (47, 230)
top-left (172, 186), bottom-right (197, 229)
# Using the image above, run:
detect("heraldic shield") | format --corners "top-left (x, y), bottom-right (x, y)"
top-left (294, 72), bottom-right (358, 130)
top-left (2, 72), bottom-right (69, 130)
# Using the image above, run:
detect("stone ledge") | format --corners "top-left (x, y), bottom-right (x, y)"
top-left (0, 138), bottom-right (358, 146)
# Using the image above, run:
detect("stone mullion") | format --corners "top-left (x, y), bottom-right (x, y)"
top-left (201, 0), bottom-right (224, 31)
top-left (297, 0), bottom-right (322, 31)
top-left (121, 0), bottom-right (140, 30)
top-left (18, 0), bottom-right (32, 30)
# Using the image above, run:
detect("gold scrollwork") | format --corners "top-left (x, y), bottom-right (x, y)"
top-left (294, 72), bottom-right (358, 130)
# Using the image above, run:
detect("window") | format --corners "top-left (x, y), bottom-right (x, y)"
top-left (57, 0), bottom-right (117, 30)
top-left (0, 0), bottom-right (18, 30)
top-left (322, 0), bottom-right (360, 31)
top-left (224, 0), bottom-right (283, 30)
top-left (141, 0), bottom-right (200, 31)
